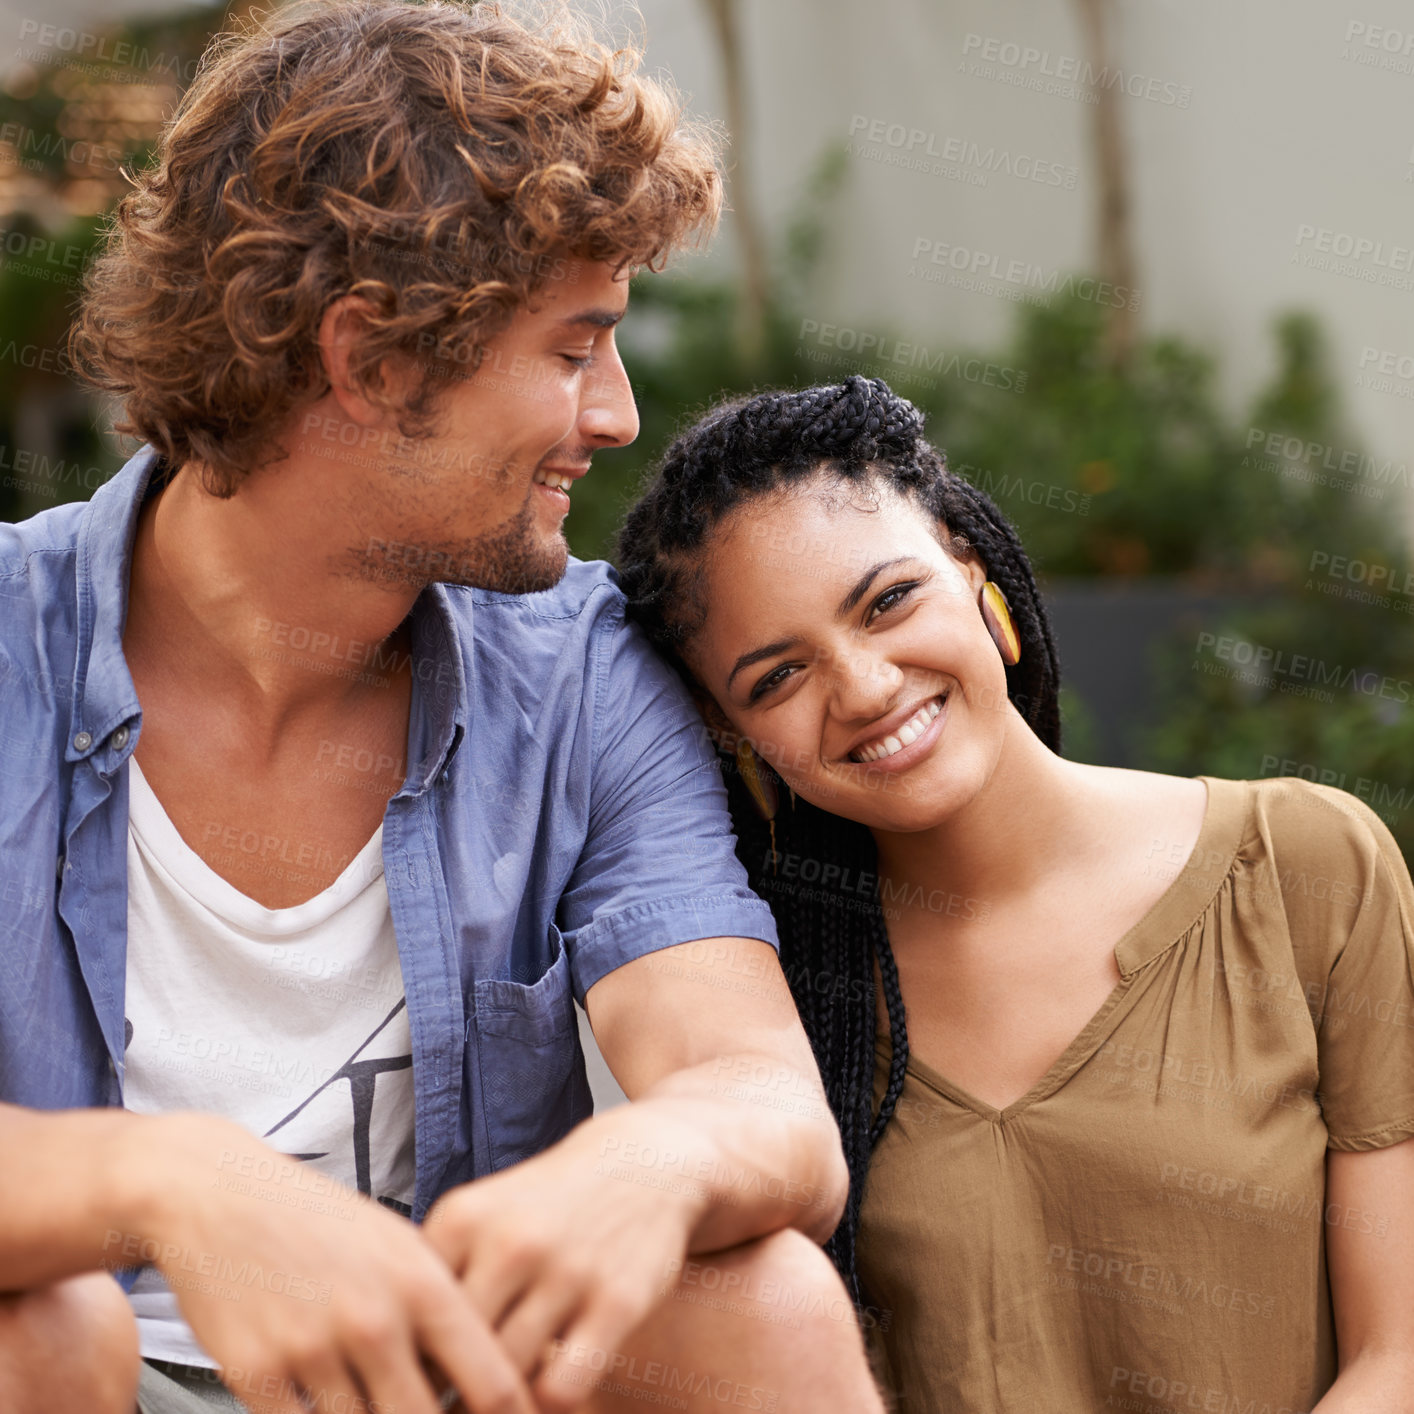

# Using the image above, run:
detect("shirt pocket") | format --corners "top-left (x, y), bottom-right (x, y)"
top-left (472, 922), bottom-right (593, 1171)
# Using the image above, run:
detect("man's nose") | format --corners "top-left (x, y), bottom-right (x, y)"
top-left (579, 344), bottom-right (639, 448)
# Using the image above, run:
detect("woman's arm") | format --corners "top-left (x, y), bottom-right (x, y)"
top-left (1313, 1136), bottom-right (1414, 1412)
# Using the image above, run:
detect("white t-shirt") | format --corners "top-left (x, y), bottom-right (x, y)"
top-left (122, 757), bottom-right (416, 1368)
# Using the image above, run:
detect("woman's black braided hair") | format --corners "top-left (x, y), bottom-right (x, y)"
top-left (614, 375), bottom-right (1062, 1311)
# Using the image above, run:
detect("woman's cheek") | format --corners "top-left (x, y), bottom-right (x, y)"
top-left (762, 732), bottom-right (806, 788)
top-left (755, 718), bottom-right (813, 794)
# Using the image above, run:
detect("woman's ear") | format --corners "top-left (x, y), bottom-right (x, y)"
top-left (944, 529), bottom-right (990, 594)
top-left (687, 683), bottom-right (738, 755)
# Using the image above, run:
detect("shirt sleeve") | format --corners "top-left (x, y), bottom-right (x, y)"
top-left (556, 594), bottom-right (779, 1005)
top-left (1295, 787), bottom-right (1414, 1150)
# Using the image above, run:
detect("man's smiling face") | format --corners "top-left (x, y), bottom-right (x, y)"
top-left (351, 257), bottom-right (639, 595)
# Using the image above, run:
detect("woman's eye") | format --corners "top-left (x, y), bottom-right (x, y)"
top-left (750, 664), bottom-right (796, 702)
top-left (869, 581), bottom-right (919, 621)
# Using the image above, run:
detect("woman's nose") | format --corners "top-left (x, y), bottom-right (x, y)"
top-left (828, 646), bottom-right (904, 719)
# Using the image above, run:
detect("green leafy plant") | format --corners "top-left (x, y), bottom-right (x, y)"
top-left (570, 185), bottom-right (1411, 852)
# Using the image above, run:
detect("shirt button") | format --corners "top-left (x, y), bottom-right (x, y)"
top-left (73, 731), bottom-right (92, 751)
top-left (111, 725), bottom-right (130, 750)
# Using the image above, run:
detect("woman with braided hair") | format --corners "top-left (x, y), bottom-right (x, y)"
top-left (615, 375), bottom-right (1414, 1412)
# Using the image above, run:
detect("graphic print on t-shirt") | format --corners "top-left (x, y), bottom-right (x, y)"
top-left (122, 753), bottom-right (418, 1365)
top-left (260, 996), bottom-right (414, 1212)
top-left (122, 989), bottom-right (415, 1209)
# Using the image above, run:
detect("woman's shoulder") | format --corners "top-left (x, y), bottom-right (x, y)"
top-left (1212, 774), bottom-right (1399, 856)
top-left (1202, 774), bottom-right (1409, 916)
top-left (1210, 779), bottom-right (1414, 1152)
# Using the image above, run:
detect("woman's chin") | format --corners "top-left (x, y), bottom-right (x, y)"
top-left (803, 771), bottom-right (979, 836)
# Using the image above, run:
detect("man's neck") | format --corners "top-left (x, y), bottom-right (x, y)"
top-left (125, 456), bottom-right (421, 734)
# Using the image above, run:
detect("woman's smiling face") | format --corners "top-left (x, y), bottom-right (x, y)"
top-left (684, 474), bottom-right (1019, 833)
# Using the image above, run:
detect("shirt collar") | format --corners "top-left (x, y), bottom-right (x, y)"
top-left (68, 444), bottom-right (470, 786)
top-left (401, 583), bottom-right (469, 795)
top-left (66, 445), bottom-right (156, 764)
top-left (1113, 776), bottom-right (1250, 977)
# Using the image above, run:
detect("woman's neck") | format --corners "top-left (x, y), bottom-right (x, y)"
top-left (869, 710), bottom-right (1104, 916)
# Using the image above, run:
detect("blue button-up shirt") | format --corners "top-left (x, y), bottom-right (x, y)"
top-left (0, 445), bottom-right (777, 1279)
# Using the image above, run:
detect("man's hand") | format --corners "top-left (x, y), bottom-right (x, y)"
top-left (423, 1103), bottom-right (705, 1413)
top-left (423, 936), bottom-right (850, 1413)
top-left (116, 1112), bottom-right (537, 1414)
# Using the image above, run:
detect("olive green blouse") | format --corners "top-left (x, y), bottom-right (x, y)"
top-left (859, 777), bottom-right (1414, 1413)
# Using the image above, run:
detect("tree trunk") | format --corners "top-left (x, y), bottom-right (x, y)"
top-left (700, 0), bottom-right (769, 367)
top-left (1073, 0), bottom-right (1138, 368)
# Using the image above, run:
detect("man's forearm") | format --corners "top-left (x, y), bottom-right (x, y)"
top-left (0, 1102), bottom-right (210, 1291)
top-left (0, 1103), bottom-right (148, 1289)
top-left (577, 1052), bottom-right (849, 1253)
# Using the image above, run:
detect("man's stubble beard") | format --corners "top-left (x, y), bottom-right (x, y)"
top-left (346, 485), bottom-right (570, 595)
top-left (452, 490), bottom-right (569, 595)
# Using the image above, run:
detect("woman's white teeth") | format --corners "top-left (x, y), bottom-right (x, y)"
top-left (536, 471), bottom-right (572, 491)
top-left (852, 696), bottom-right (944, 763)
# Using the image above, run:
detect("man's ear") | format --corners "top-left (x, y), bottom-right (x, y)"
top-left (317, 294), bottom-right (405, 428)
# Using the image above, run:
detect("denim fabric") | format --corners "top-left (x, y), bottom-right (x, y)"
top-left (137, 1360), bottom-right (249, 1412)
top-left (0, 446), bottom-right (777, 1286)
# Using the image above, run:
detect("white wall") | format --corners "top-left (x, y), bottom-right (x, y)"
top-left (628, 0), bottom-right (1414, 536)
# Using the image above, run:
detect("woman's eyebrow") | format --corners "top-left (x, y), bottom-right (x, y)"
top-left (727, 636), bottom-right (804, 693)
top-left (724, 557), bottom-right (918, 693)
top-left (836, 557), bottom-right (912, 616)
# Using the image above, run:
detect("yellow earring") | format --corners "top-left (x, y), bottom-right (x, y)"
top-left (735, 737), bottom-right (780, 869)
top-left (980, 581), bottom-right (1021, 666)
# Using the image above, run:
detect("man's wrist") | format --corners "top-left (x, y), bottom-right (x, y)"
top-left (578, 1084), bottom-right (848, 1246)
top-left (579, 1101), bottom-right (718, 1230)
top-left (99, 1109), bottom-right (235, 1258)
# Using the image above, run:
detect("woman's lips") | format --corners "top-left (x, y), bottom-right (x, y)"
top-left (846, 693), bottom-right (949, 773)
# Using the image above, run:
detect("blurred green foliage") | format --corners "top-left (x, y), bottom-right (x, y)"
top-left (0, 4), bottom-right (235, 525)
top-left (568, 183), bottom-right (1413, 854)
top-left (2, 37), bottom-right (1408, 853)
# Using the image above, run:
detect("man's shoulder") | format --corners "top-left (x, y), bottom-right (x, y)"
top-left (0, 498), bottom-right (87, 650)
top-left (456, 556), bottom-right (626, 624)
top-left (0, 496), bottom-right (88, 577)
top-left (439, 556), bottom-right (688, 725)
top-left (442, 557), bottom-right (635, 663)
top-left (0, 500), bottom-right (87, 754)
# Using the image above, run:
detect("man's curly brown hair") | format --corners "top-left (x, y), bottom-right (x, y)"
top-left (68, 0), bottom-right (722, 495)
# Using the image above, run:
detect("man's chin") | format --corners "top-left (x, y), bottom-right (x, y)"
top-left (448, 536), bottom-right (570, 596)
top-left (345, 512), bottom-right (568, 595)
top-left (489, 558), bottom-right (568, 597)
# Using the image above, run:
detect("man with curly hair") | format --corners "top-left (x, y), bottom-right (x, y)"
top-left (0, 3), bottom-right (885, 1411)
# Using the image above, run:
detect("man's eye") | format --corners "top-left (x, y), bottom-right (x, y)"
top-left (868, 582), bottom-right (920, 621)
top-left (561, 352), bottom-right (595, 370)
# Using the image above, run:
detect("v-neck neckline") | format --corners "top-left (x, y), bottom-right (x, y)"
top-left (877, 776), bottom-right (1250, 1123)
top-left (889, 971), bottom-right (1140, 1121)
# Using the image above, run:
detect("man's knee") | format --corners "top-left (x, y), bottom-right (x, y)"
top-left (0, 1271), bottom-right (141, 1414)
top-left (708, 1227), bottom-right (862, 1348)
top-left (669, 1228), bottom-right (875, 1377)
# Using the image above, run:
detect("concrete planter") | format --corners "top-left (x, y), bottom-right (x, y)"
top-left (1040, 578), bottom-right (1273, 767)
